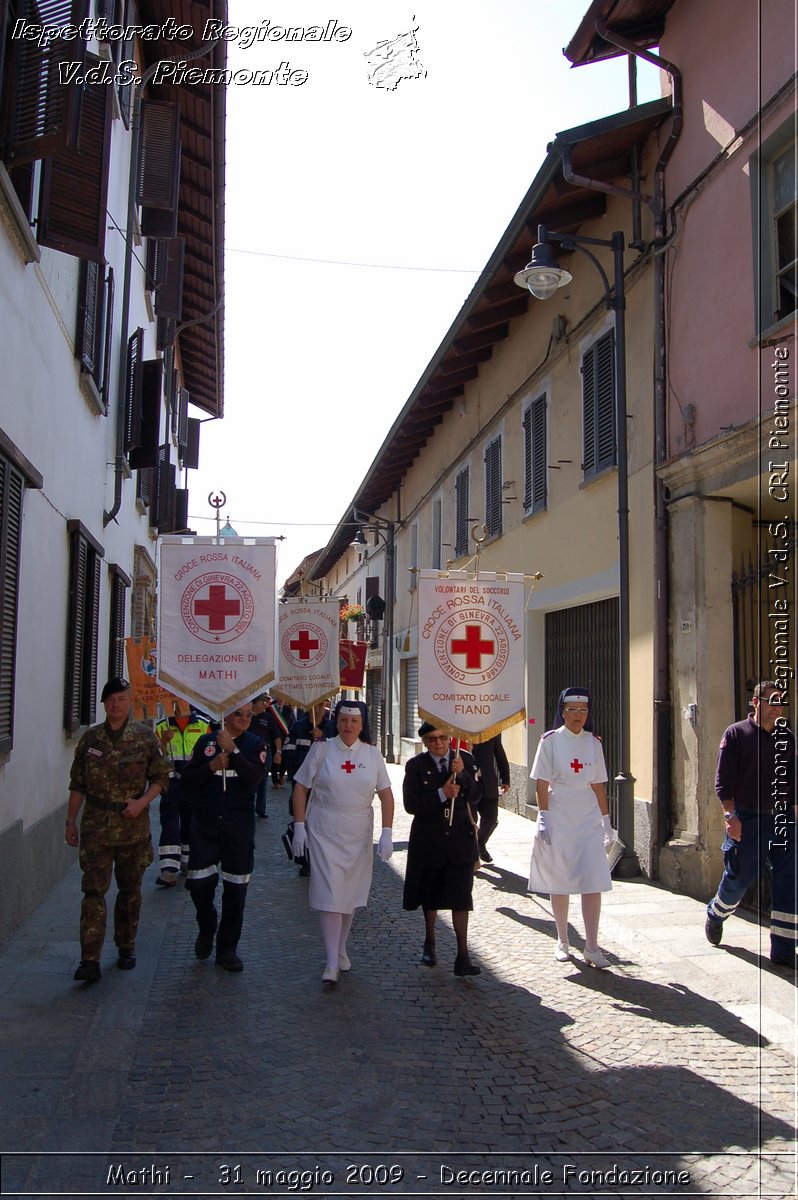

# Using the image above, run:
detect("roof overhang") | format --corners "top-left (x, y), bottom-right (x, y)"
top-left (564, 0), bottom-right (677, 67)
top-left (307, 97), bottom-right (673, 581)
top-left (140, 0), bottom-right (226, 417)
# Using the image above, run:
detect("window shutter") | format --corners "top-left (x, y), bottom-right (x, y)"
top-left (137, 466), bottom-right (153, 508)
top-left (37, 61), bottom-right (112, 261)
top-left (137, 101), bottom-right (180, 237)
top-left (522, 407), bottom-right (532, 511)
top-left (152, 450), bottom-right (175, 531)
top-left (107, 565), bottom-right (129, 681)
top-left (182, 416), bottom-right (200, 470)
top-left (129, 359), bottom-right (163, 469)
top-left (64, 521), bottom-right (103, 733)
top-left (532, 396), bottom-right (547, 512)
top-left (6, 0), bottom-right (88, 165)
top-left (123, 328), bottom-right (143, 455)
top-left (454, 466), bottom-right (469, 557)
top-left (100, 267), bottom-right (114, 412)
top-left (173, 488), bottom-right (189, 533)
top-left (484, 435), bottom-right (502, 537)
top-left (75, 259), bottom-right (103, 378)
top-left (582, 331), bottom-right (615, 478)
top-left (157, 316), bottom-right (176, 352)
top-left (155, 237), bottom-right (185, 320)
top-left (0, 457), bottom-right (24, 752)
top-left (176, 388), bottom-right (190, 452)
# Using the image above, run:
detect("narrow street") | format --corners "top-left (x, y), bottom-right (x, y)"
top-left (1, 763), bottom-right (795, 1199)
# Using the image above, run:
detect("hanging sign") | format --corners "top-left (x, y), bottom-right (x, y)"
top-left (417, 569), bottom-right (526, 743)
top-left (339, 639), bottom-right (368, 690)
top-left (156, 536), bottom-right (278, 718)
top-left (125, 636), bottom-right (190, 721)
top-left (271, 598), bottom-right (340, 710)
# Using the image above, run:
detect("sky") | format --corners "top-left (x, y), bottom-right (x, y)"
top-left (186, 1), bottom-right (661, 585)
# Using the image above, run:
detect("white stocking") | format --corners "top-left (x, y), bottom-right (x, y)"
top-left (581, 893), bottom-right (602, 951)
top-left (338, 912), bottom-right (354, 957)
top-left (550, 894), bottom-right (570, 944)
top-left (319, 911), bottom-right (343, 971)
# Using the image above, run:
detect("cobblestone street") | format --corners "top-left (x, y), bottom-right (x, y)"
top-left (1, 764), bottom-right (795, 1199)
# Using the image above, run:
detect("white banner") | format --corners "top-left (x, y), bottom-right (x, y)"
top-left (272, 599), bottom-right (341, 710)
top-left (418, 569), bottom-right (526, 743)
top-left (156, 537), bottom-right (278, 718)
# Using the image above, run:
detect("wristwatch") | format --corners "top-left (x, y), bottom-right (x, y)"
top-left (231, 747), bottom-right (240, 756)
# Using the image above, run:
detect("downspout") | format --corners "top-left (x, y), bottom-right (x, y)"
top-left (593, 18), bottom-right (685, 867)
top-left (560, 22), bottom-right (684, 870)
top-left (104, 36), bottom-right (219, 527)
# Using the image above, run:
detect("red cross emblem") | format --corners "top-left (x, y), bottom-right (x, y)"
top-left (289, 629), bottom-right (320, 661)
top-left (193, 584), bottom-right (241, 631)
top-left (570, 758), bottom-right (585, 773)
top-left (450, 623), bottom-right (495, 669)
top-left (341, 760), bottom-right (356, 774)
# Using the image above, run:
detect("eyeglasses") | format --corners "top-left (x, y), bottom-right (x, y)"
top-left (564, 706), bottom-right (588, 714)
top-left (425, 733), bottom-right (450, 742)
top-left (763, 696), bottom-right (788, 706)
top-left (232, 710), bottom-right (253, 719)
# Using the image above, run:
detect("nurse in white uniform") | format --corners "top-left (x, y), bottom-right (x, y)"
top-left (528, 687), bottom-right (614, 968)
top-left (291, 700), bottom-right (395, 984)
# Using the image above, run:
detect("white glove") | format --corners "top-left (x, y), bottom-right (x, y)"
top-left (292, 821), bottom-right (308, 859)
top-left (601, 814), bottom-right (614, 847)
top-left (536, 810), bottom-right (551, 846)
top-left (377, 828), bottom-right (393, 862)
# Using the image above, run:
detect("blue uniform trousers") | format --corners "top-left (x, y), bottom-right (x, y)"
top-left (707, 808), bottom-right (797, 958)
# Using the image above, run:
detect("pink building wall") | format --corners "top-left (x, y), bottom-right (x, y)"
top-left (658, 0), bottom-right (795, 454)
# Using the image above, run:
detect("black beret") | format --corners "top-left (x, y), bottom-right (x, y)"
top-left (101, 677), bottom-right (130, 702)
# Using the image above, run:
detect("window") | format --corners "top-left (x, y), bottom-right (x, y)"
top-left (64, 520), bottom-right (104, 734)
top-left (752, 129), bottom-right (796, 333)
top-left (454, 466), bottom-right (470, 557)
top-left (75, 261), bottom-right (114, 409)
top-left (431, 496), bottom-right (442, 570)
top-left (523, 394), bottom-right (547, 514)
top-left (107, 564), bottom-right (130, 681)
top-left (770, 143), bottom-right (796, 324)
top-left (0, 436), bottom-right (42, 753)
top-left (582, 330), bottom-right (615, 480)
top-left (484, 434), bottom-right (502, 538)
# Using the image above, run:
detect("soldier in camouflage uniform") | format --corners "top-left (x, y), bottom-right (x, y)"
top-left (65, 677), bottom-right (171, 983)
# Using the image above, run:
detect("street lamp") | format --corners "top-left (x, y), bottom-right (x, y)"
top-left (515, 224), bottom-right (639, 876)
top-left (352, 508), bottom-right (399, 764)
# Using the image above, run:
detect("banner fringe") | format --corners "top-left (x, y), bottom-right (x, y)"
top-left (417, 706), bottom-right (526, 745)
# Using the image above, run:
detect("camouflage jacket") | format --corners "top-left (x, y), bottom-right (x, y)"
top-left (70, 719), bottom-right (171, 804)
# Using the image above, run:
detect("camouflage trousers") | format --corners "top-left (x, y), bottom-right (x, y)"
top-left (78, 837), bottom-right (154, 960)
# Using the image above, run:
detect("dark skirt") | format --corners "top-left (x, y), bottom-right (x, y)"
top-left (403, 858), bottom-right (475, 912)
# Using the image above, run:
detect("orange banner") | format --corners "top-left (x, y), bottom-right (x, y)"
top-left (125, 637), bottom-right (190, 721)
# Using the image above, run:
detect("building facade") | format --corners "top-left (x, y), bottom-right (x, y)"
top-left (0, 0), bottom-right (227, 937)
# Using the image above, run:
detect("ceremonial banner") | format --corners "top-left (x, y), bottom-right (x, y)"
top-left (417, 569), bottom-right (526, 743)
top-left (157, 537), bottom-right (278, 718)
top-left (125, 637), bottom-right (190, 721)
top-left (272, 599), bottom-right (340, 709)
top-left (339, 639), bottom-right (368, 690)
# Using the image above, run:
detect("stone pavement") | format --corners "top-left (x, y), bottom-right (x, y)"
top-left (0, 762), bottom-right (795, 1200)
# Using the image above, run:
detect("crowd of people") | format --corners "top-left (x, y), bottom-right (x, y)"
top-left (64, 677), bottom-right (796, 984)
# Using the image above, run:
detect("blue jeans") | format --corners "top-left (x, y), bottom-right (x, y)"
top-left (707, 808), bottom-right (797, 958)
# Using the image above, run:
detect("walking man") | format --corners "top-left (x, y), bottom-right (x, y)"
top-left (66, 677), bottom-right (171, 982)
top-left (705, 681), bottom-right (797, 966)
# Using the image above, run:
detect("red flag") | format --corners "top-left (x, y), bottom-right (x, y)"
top-left (339, 639), bottom-right (368, 689)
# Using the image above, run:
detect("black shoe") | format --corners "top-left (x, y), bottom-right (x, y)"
top-left (194, 931), bottom-right (215, 960)
top-left (216, 953), bottom-right (244, 973)
top-left (256, 811), bottom-right (268, 819)
top-left (421, 941), bottom-right (437, 967)
top-left (298, 863), bottom-right (310, 877)
top-left (116, 950), bottom-right (136, 970)
top-left (770, 953), bottom-right (798, 969)
top-left (453, 956), bottom-right (481, 977)
top-left (155, 871), bottom-right (178, 887)
top-left (74, 960), bottom-right (101, 983)
top-left (479, 844), bottom-right (493, 864)
top-left (705, 915), bottom-right (723, 946)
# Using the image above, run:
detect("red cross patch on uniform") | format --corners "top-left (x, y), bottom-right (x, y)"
top-left (205, 744), bottom-right (217, 757)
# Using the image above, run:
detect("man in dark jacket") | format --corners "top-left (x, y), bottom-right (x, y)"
top-left (705, 681), bottom-right (797, 966)
top-left (470, 732), bottom-right (510, 863)
top-left (182, 704), bottom-right (267, 972)
top-left (403, 723), bottom-right (482, 976)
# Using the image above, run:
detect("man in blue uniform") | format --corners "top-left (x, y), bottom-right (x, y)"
top-left (182, 704), bottom-right (267, 972)
top-left (705, 681), bottom-right (797, 967)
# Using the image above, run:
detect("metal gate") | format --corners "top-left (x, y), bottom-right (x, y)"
top-left (545, 598), bottom-right (620, 824)
top-left (402, 658), bottom-right (419, 739)
top-left (366, 669), bottom-right (382, 748)
top-left (731, 522), bottom-right (796, 720)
